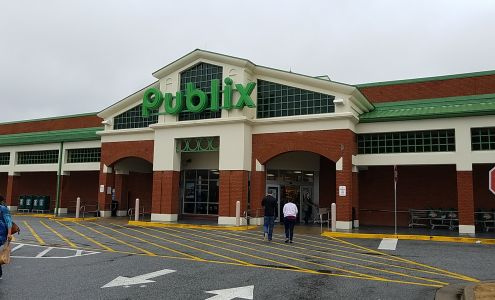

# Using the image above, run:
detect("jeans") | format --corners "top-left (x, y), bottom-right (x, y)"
top-left (263, 216), bottom-right (275, 240)
top-left (284, 217), bottom-right (296, 241)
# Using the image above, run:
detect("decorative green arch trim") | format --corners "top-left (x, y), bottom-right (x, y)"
top-left (176, 137), bottom-right (219, 153)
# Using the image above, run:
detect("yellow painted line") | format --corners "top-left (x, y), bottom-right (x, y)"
top-left (54, 221), bottom-right (116, 252)
top-left (129, 221), bottom-right (258, 231)
top-left (166, 227), bottom-right (383, 281)
top-left (51, 217), bottom-right (98, 222)
top-left (322, 231), bottom-right (495, 245)
top-left (113, 223), bottom-right (254, 266)
top-left (14, 213), bottom-right (53, 218)
top-left (326, 235), bottom-right (479, 283)
top-left (39, 220), bottom-right (77, 248)
top-left (93, 223), bottom-right (205, 261)
top-left (190, 228), bottom-right (448, 287)
top-left (23, 221), bottom-right (46, 245)
top-left (75, 222), bottom-right (156, 256)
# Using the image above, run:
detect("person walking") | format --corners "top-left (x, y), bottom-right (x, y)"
top-left (0, 195), bottom-right (13, 279)
top-left (261, 190), bottom-right (277, 241)
top-left (283, 198), bottom-right (298, 243)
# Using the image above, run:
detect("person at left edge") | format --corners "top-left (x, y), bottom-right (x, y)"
top-left (0, 195), bottom-right (13, 279)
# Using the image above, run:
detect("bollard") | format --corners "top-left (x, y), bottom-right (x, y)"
top-left (76, 197), bottom-right (81, 219)
top-left (235, 201), bottom-right (241, 226)
top-left (331, 203), bottom-right (337, 232)
top-left (135, 198), bottom-right (140, 221)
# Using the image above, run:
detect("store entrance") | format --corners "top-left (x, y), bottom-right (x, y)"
top-left (266, 170), bottom-right (316, 223)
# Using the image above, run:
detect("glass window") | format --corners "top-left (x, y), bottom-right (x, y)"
top-left (67, 148), bottom-right (101, 163)
top-left (0, 153), bottom-right (9, 165)
top-left (181, 169), bottom-right (219, 215)
top-left (357, 129), bottom-right (456, 154)
top-left (471, 127), bottom-right (495, 151)
top-left (17, 150), bottom-right (59, 164)
top-left (257, 79), bottom-right (335, 118)
top-left (114, 105), bottom-right (158, 130)
top-left (179, 63), bottom-right (223, 121)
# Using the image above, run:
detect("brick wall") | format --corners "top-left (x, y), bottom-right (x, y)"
top-left (0, 173), bottom-right (7, 199)
top-left (219, 171), bottom-right (248, 217)
top-left (359, 165), bottom-right (458, 226)
top-left (127, 172), bottom-right (153, 213)
top-left (319, 157), bottom-right (336, 208)
top-left (152, 171), bottom-right (180, 215)
top-left (359, 74), bottom-right (495, 103)
top-left (9, 172), bottom-right (58, 208)
top-left (473, 164), bottom-right (495, 210)
top-left (0, 114), bottom-right (102, 135)
top-left (60, 171), bottom-right (99, 212)
top-left (457, 171), bottom-right (475, 225)
top-left (101, 140), bottom-right (154, 166)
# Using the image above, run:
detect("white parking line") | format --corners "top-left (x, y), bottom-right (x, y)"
top-left (10, 243), bottom-right (100, 259)
top-left (378, 238), bottom-right (398, 250)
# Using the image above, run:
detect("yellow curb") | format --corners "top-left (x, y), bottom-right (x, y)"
top-left (12, 213), bottom-right (54, 218)
top-left (129, 221), bottom-right (258, 231)
top-left (51, 217), bottom-right (98, 222)
top-left (321, 231), bottom-right (495, 245)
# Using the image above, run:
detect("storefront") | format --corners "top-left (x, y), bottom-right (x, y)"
top-left (1, 49), bottom-right (494, 235)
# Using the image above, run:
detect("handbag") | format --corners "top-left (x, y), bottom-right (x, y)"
top-left (11, 222), bottom-right (20, 235)
top-left (0, 241), bottom-right (11, 265)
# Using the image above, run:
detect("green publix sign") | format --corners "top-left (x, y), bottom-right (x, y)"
top-left (142, 78), bottom-right (256, 117)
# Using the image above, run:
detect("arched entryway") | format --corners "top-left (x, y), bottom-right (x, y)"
top-left (263, 151), bottom-right (336, 223)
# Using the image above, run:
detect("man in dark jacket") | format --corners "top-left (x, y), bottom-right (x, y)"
top-left (261, 190), bottom-right (277, 241)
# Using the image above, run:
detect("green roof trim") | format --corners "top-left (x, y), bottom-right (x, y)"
top-left (357, 70), bottom-right (495, 88)
top-left (359, 93), bottom-right (495, 123)
top-left (0, 127), bottom-right (103, 146)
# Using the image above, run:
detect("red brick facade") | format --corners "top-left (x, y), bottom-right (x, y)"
top-left (457, 171), bottom-right (475, 225)
top-left (101, 140), bottom-right (154, 166)
top-left (152, 171), bottom-right (180, 215)
top-left (219, 171), bottom-right (249, 217)
top-left (360, 74), bottom-right (495, 103)
top-left (60, 172), bottom-right (99, 212)
top-left (0, 114), bottom-right (102, 135)
top-left (251, 129), bottom-right (356, 223)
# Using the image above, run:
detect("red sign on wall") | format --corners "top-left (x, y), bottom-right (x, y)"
top-left (490, 166), bottom-right (495, 195)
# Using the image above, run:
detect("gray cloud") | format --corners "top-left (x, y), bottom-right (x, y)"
top-left (1, 0), bottom-right (494, 122)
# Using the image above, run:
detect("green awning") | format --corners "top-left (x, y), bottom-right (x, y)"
top-left (360, 93), bottom-right (495, 123)
top-left (0, 127), bottom-right (103, 146)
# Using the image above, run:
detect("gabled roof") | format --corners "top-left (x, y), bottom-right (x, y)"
top-left (98, 49), bottom-right (372, 118)
top-left (359, 93), bottom-right (495, 123)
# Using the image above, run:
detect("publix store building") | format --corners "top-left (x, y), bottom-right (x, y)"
top-left (1, 49), bottom-right (494, 235)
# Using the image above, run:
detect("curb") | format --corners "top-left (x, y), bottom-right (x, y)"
top-left (435, 281), bottom-right (495, 300)
top-left (13, 213), bottom-right (98, 222)
top-left (129, 221), bottom-right (258, 231)
top-left (321, 231), bottom-right (495, 245)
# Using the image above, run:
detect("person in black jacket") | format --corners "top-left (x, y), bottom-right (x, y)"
top-left (261, 191), bottom-right (277, 241)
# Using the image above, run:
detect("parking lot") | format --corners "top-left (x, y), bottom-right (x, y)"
top-left (0, 216), bottom-right (493, 299)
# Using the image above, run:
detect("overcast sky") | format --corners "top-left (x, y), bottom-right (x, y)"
top-left (1, 0), bottom-right (494, 123)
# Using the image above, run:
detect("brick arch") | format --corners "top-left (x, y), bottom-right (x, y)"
top-left (252, 129), bottom-right (356, 166)
top-left (101, 140), bottom-right (154, 167)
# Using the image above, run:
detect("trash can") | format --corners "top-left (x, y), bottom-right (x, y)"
top-left (18, 195), bottom-right (26, 210)
top-left (39, 196), bottom-right (50, 211)
top-left (32, 195), bottom-right (40, 211)
top-left (25, 195), bottom-right (34, 211)
top-left (111, 200), bottom-right (118, 217)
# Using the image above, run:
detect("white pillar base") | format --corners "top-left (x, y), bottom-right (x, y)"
top-left (353, 220), bottom-right (359, 228)
top-left (116, 210), bottom-right (127, 217)
top-left (56, 208), bottom-right (68, 215)
top-left (151, 213), bottom-right (178, 222)
top-left (99, 210), bottom-right (112, 217)
top-left (336, 221), bottom-right (353, 231)
top-left (7, 206), bottom-right (17, 212)
top-left (458, 225), bottom-right (475, 235)
top-left (218, 216), bottom-right (247, 226)
top-left (251, 217), bottom-right (264, 226)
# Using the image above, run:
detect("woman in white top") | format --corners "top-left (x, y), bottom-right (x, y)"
top-left (282, 199), bottom-right (298, 243)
